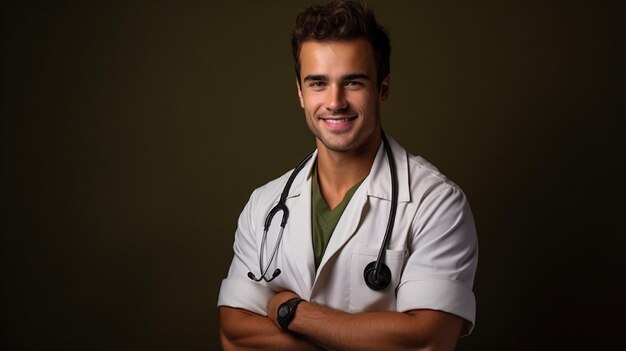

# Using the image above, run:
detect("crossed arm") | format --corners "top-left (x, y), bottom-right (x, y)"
top-left (219, 291), bottom-right (464, 351)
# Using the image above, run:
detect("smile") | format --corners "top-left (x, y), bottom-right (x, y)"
top-left (322, 117), bottom-right (356, 123)
top-left (319, 115), bottom-right (357, 130)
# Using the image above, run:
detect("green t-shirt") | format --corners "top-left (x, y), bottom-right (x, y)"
top-left (311, 165), bottom-right (364, 269)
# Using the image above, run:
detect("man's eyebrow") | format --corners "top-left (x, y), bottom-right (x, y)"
top-left (343, 73), bottom-right (370, 81)
top-left (302, 73), bottom-right (371, 82)
top-left (303, 74), bottom-right (328, 82)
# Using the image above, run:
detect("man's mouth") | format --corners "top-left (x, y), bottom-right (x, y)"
top-left (319, 115), bottom-right (358, 130)
top-left (320, 114), bottom-right (357, 122)
top-left (322, 117), bottom-right (357, 123)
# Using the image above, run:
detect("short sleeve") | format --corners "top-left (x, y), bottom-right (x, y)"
top-left (217, 191), bottom-right (275, 316)
top-left (396, 185), bottom-right (478, 335)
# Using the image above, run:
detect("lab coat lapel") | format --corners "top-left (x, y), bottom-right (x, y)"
top-left (283, 157), bottom-right (316, 297)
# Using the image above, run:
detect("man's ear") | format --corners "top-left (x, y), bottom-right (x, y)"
top-left (379, 75), bottom-right (390, 102)
top-left (296, 79), bottom-right (304, 108)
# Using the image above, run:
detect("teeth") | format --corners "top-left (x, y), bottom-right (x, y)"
top-left (325, 118), bottom-right (351, 123)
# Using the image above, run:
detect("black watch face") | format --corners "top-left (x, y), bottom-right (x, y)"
top-left (278, 305), bottom-right (289, 318)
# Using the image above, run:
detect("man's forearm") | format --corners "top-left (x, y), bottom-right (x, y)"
top-left (268, 292), bottom-right (463, 351)
top-left (219, 306), bottom-right (324, 351)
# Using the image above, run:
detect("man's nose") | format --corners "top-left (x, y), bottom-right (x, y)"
top-left (326, 85), bottom-right (348, 112)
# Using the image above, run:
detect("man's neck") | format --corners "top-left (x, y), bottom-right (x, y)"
top-left (315, 138), bottom-right (380, 210)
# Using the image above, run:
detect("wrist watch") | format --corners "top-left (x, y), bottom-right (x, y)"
top-left (277, 297), bottom-right (304, 331)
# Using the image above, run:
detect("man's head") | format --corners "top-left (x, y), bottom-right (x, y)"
top-left (291, 0), bottom-right (391, 90)
top-left (292, 1), bottom-right (391, 155)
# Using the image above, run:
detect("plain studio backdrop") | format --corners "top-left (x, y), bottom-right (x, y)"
top-left (2, 1), bottom-right (624, 350)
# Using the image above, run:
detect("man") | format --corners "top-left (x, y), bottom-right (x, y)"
top-left (218, 1), bottom-right (478, 350)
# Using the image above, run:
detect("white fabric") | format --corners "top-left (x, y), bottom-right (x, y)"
top-left (217, 137), bottom-right (478, 334)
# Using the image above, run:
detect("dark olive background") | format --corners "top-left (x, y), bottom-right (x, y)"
top-left (2, 1), bottom-right (624, 350)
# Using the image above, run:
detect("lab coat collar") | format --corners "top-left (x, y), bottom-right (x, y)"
top-left (286, 149), bottom-right (318, 199)
top-left (365, 135), bottom-right (411, 203)
top-left (287, 135), bottom-right (410, 203)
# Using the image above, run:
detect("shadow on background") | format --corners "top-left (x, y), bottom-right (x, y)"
top-left (2, 1), bottom-right (624, 350)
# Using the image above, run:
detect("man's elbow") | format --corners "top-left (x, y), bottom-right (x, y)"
top-left (218, 307), bottom-right (245, 351)
top-left (219, 327), bottom-right (238, 351)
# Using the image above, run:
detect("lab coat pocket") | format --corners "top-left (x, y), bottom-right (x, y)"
top-left (349, 247), bottom-right (407, 313)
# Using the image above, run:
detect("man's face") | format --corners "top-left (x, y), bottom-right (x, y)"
top-left (297, 38), bottom-right (389, 155)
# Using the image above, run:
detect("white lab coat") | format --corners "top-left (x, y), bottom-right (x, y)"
top-left (218, 137), bottom-right (478, 332)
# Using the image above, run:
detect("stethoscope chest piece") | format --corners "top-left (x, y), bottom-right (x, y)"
top-left (363, 261), bottom-right (392, 291)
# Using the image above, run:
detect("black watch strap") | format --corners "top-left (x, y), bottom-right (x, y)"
top-left (277, 297), bottom-right (304, 331)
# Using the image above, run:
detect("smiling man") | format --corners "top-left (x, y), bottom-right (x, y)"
top-left (218, 1), bottom-right (478, 350)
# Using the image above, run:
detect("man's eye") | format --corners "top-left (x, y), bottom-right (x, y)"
top-left (310, 81), bottom-right (325, 87)
top-left (345, 81), bottom-right (363, 88)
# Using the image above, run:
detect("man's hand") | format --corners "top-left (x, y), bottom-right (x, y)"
top-left (267, 290), bottom-right (301, 328)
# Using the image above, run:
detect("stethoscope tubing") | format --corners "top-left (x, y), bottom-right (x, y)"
top-left (372, 132), bottom-right (398, 283)
top-left (249, 131), bottom-right (397, 290)
top-left (249, 152), bottom-right (314, 282)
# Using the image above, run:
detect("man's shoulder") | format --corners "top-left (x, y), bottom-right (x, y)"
top-left (407, 153), bottom-right (451, 184)
top-left (388, 136), bottom-right (453, 186)
top-left (403, 149), bottom-right (465, 200)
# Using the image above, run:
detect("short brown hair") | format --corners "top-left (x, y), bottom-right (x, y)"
top-left (291, 0), bottom-right (391, 88)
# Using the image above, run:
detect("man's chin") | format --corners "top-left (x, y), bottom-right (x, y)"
top-left (316, 137), bottom-right (354, 153)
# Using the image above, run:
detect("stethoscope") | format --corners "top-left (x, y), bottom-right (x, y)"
top-left (248, 132), bottom-right (398, 291)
